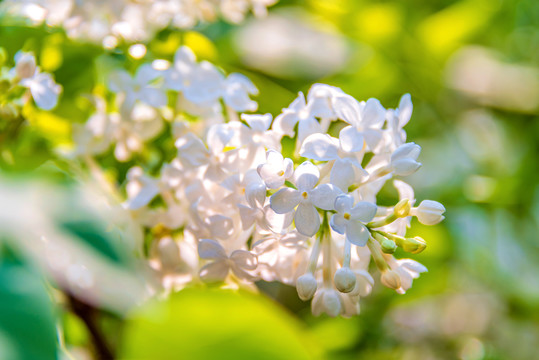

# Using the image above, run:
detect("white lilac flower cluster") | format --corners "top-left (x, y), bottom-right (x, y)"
top-left (1, 0), bottom-right (278, 46)
top-left (0, 50), bottom-right (62, 113)
top-left (73, 46), bottom-right (257, 161)
top-left (119, 64), bottom-right (446, 317)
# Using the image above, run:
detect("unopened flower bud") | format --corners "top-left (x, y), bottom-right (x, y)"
top-left (296, 273), bottom-right (317, 301)
top-left (390, 143), bottom-right (422, 176)
top-left (381, 239), bottom-right (397, 254)
top-left (415, 200), bottom-right (445, 225)
top-left (381, 270), bottom-right (401, 290)
top-left (393, 198), bottom-right (411, 218)
top-left (402, 236), bottom-right (426, 254)
top-left (334, 267), bottom-right (356, 293)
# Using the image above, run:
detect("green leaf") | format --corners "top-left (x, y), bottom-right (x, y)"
top-left (120, 288), bottom-right (322, 360)
top-left (0, 248), bottom-right (59, 360)
top-left (60, 218), bottom-right (125, 265)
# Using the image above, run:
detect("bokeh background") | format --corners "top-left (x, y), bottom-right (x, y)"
top-left (1, 0), bottom-right (538, 359)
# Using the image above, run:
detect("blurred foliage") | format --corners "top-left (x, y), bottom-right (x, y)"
top-left (120, 288), bottom-right (321, 360)
top-left (0, 246), bottom-right (58, 360)
top-left (0, 0), bottom-right (538, 359)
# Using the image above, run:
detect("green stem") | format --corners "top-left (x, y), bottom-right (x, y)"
top-left (367, 213), bottom-right (397, 228)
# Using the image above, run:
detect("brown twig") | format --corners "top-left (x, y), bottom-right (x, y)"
top-left (67, 294), bottom-right (114, 360)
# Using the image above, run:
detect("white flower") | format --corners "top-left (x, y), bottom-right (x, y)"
top-left (233, 113), bottom-right (281, 168)
top-left (175, 124), bottom-right (236, 180)
top-left (270, 161), bottom-right (342, 236)
top-left (330, 195), bottom-right (377, 246)
top-left (312, 288), bottom-right (342, 317)
top-left (223, 73), bottom-right (258, 112)
top-left (198, 239), bottom-right (257, 283)
top-left (300, 126), bottom-right (368, 191)
top-left (385, 257), bottom-right (428, 294)
top-left (385, 93), bottom-right (413, 148)
top-left (124, 166), bottom-right (160, 210)
top-left (332, 94), bottom-right (386, 150)
top-left (390, 142), bottom-right (422, 176)
top-left (13, 51), bottom-right (62, 110)
top-left (238, 203), bottom-right (292, 232)
top-left (306, 83), bottom-right (343, 119)
top-left (109, 64), bottom-right (166, 111)
top-left (349, 269), bottom-right (375, 297)
top-left (412, 200), bottom-right (446, 225)
top-left (20, 72), bottom-right (62, 110)
top-left (164, 46), bottom-right (197, 91)
top-left (272, 92), bottom-right (321, 143)
top-left (164, 47), bottom-right (226, 105)
top-left (252, 231), bottom-right (309, 284)
top-left (257, 150), bottom-right (293, 189)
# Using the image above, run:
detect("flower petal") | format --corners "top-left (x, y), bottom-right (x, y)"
top-left (310, 183), bottom-right (342, 210)
top-left (297, 116), bottom-right (322, 144)
top-left (294, 203), bottom-right (320, 236)
top-left (136, 64), bottom-right (161, 84)
top-left (352, 269), bottom-right (375, 297)
top-left (257, 163), bottom-right (283, 189)
top-left (339, 126), bottom-right (364, 153)
top-left (28, 73), bottom-right (61, 110)
top-left (299, 133), bottom-right (339, 161)
top-left (238, 204), bottom-right (257, 230)
top-left (294, 161), bottom-right (320, 191)
top-left (245, 181), bottom-right (266, 209)
top-left (362, 98), bottom-right (385, 129)
top-left (125, 182), bottom-right (160, 210)
top-left (393, 180), bottom-right (415, 204)
top-left (397, 93), bottom-right (413, 128)
top-left (140, 87), bottom-right (167, 108)
top-left (264, 205), bottom-right (294, 233)
top-left (206, 123), bottom-right (233, 153)
top-left (174, 46), bottom-right (196, 68)
top-left (330, 158), bottom-right (356, 192)
top-left (230, 250), bottom-right (257, 270)
top-left (350, 202), bottom-right (377, 223)
top-left (391, 142), bottom-right (421, 162)
top-left (175, 133), bottom-right (209, 167)
top-left (330, 213), bottom-right (346, 234)
top-left (334, 194), bottom-right (353, 213)
top-left (270, 188), bottom-right (301, 214)
top-left (332, 94), bottom-right (362, 127)
top-left (345, 221), bottom-right (370, 246)
top-left (207, 215), bottom-right (235, 240)
top-left (362, 129), bottom-right (382, 150)
top-left (272, 112), bottom-right (298, 137)
top-left (198, 239), bottom-right (226, 259)
top-left (199, 260), bottom-right (229, 283)
top-left (241, 113), bottom-right (272, 132)
top-left (392, 158), bottom-right (422, 176)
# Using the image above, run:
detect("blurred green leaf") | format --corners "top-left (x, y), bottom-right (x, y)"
top-left (120, 288), bottom-right (321, 360)
top-left (0, 247), bottom-right (58, 360)
top-left (60, 218), bottom-right (127, 266)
